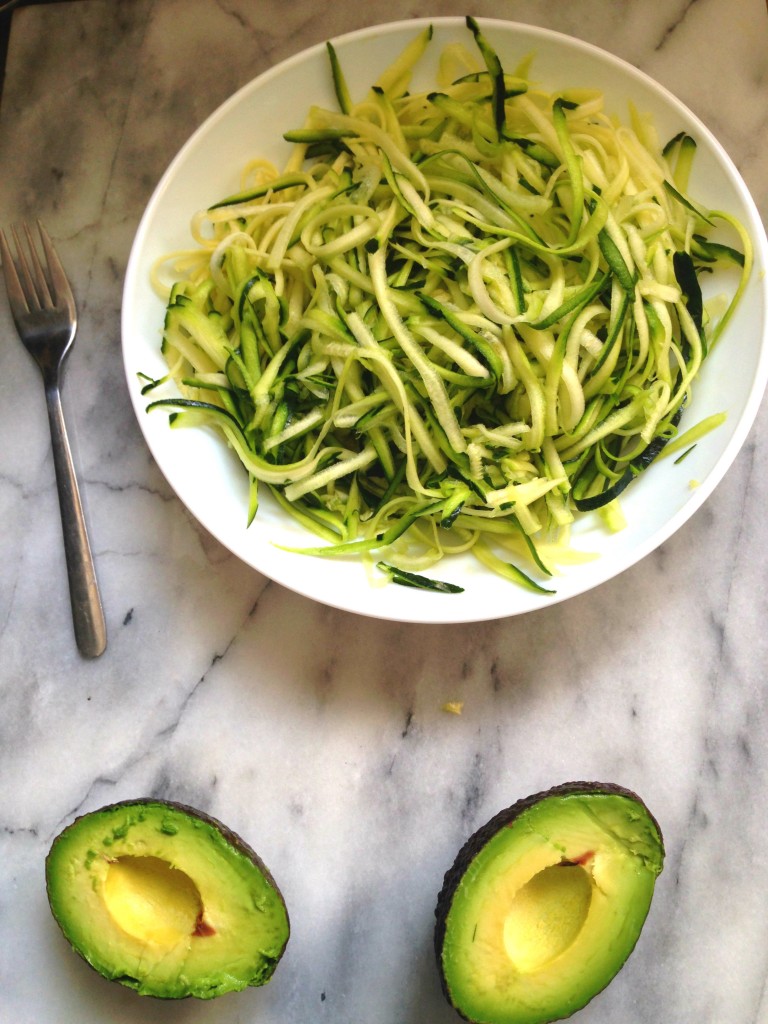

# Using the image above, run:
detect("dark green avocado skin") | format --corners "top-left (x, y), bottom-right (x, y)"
top-left (433, 781), bottom-right (665, 1022)
top-left (45, 797), bottom-right (290, 1000)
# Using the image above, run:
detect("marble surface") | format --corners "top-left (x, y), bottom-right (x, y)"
top-left (1, 1), bottom-right (767, 1022)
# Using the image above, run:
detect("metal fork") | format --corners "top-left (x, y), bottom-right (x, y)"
top-left (0, 221), bottom-right (106, 658)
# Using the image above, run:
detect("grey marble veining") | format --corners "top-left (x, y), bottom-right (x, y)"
top-left (1, 1), bottom-right (767, 1022)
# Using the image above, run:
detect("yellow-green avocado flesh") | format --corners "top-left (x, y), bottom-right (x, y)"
top-left (435, 782), bottom-right (664, 1024)
top-left (45, 799), bottom-right (289, 999)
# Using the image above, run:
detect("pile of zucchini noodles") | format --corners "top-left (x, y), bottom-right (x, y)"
top-left (145, 18), bottom-right (750, 594)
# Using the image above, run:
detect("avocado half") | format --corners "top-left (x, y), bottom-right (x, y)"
top-left (45, 799), bottom-right (290, 999)
top-left (434, 782), bottom-right (664, 1024)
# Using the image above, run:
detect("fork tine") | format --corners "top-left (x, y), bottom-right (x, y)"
top-left (0, 221), bottom-right (75, 319)
top-left (10, 224), bottom-right (44, 311)
top-left (37, 220), bottom-right (76, 318)
top-left (22, 221), bottom-right (55, 310)
top-left (0, 226), bottom-right (29, 318)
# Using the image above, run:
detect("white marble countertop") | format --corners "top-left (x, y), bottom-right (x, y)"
top-left (1, 2), bottom-right (767, 1022)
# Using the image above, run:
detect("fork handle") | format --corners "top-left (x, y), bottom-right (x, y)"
top-left (44, 382), bottom-right (107, 658)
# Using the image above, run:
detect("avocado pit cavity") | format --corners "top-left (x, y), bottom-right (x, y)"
top-left (502, 861), bottom-right (593, 973)
top-left (103, 855), bottom-right (208, 946)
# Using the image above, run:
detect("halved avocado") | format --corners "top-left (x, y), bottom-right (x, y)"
top-left (434, 782), bottom-right (664, 1024)
top-left (45, 799), bottom-right (290, 999)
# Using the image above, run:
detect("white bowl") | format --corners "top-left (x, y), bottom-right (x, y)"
top-left (122, 17), bottom-right (768, 624)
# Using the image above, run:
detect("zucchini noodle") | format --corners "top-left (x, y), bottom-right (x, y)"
top-left (144, 17), bottom-right (750, 593)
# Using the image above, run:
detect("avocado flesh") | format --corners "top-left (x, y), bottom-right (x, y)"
top-left (435, 782), bottom-right (664, 1024)
top-left (45, 800), bottom-right (290, 999)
